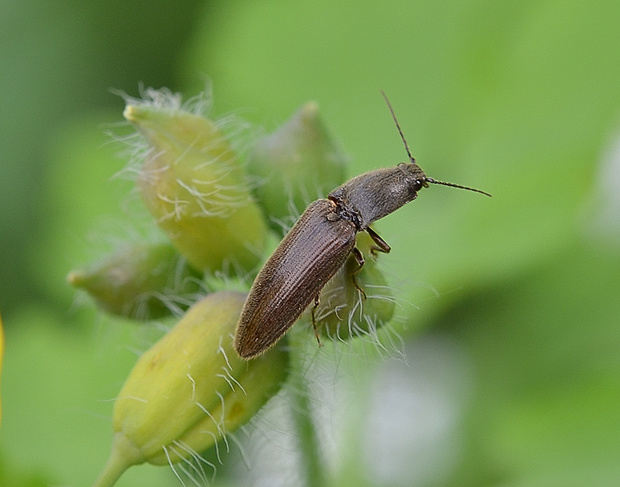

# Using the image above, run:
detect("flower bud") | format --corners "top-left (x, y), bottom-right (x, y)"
top-left (124, 94), bottom-right (268, 275)
top-left (246, 102), bottom-right (347, 234)
top-left (313, 231), bottom-right (395, 340)
top-left (67, 241), bottom-right (202, 320)
top-left (93, 291), bottom-right (288, 487)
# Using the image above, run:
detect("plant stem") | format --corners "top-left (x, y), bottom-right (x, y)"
top-left (288, 334), bottom-right (325, 487)
top-left (91, 433), bottom-right (141, 487)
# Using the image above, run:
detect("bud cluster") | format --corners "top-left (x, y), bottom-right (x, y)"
top-left (81, 88), bottom-right (396, 486)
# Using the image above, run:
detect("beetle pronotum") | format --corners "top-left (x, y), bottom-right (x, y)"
top-left (234, 92), bottom-right (491, 359)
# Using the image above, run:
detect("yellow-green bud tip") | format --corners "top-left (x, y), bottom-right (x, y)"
top-left (66, 269), bottom-right (83, 286)
top-left (122, 105), bottom-right (139, 122)
top-left (299, 101), bottom-right (319, 119)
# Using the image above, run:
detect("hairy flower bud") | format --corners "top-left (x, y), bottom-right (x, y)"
top-left (93, 291), bottom-right (288, 487)
top-left (246, 102), bottom-right (347, 234)
top-left (313, 231), bottom-right (395, 340)
top-left (124, 92), bottom-right (268, 275)
top-left (67, 241), bottom-right (202, 320)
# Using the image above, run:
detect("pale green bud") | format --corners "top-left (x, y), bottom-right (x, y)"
top-left (67, 241), bottom-right (201, 320)
top-left (93, 291), bottom-right (288, 487)
top-left (124, 98), bottom-right (268, 275)
top-left (246, 102), bottom-right (347, 234)
top-left (314, 231), bottom-right (395, 340)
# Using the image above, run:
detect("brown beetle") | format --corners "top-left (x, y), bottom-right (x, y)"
top-left (234, 92), bottom-right (491, 359)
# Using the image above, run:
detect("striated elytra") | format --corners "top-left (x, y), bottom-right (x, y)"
top-left (234, 92), bottom-right (491, 359)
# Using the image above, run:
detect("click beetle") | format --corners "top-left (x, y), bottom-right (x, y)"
top-left (234, 92), bottom-right (491, 359)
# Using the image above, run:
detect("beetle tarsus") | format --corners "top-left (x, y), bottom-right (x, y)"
top-left (349, 247), bottom-right (368, 299)
top-left (311, 295), bottom-right (323, 347)
top-left (366, 227), bottom-right (391, 256)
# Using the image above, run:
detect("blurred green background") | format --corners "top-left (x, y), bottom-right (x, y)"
top-left (2, 1), bottom-right (620, 486)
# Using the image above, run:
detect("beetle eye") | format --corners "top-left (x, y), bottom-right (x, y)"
top-left (414, 179), bottom-right (427, 191)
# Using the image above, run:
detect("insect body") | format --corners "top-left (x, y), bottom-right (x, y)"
top-left (234, 92), bottom-right (490, 359)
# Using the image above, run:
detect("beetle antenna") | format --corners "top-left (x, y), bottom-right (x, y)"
top-left (381, 91), bottom-right (491, 198)
top-left (426, 178), bottom-right (492, 197)
top-left (381, 90), bottom-right (415, 163)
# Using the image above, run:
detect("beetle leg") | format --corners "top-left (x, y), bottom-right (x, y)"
top-left (366, 227), bottom-right (391, 256)
top-left (350, 247), bottom-right (367, 300)
top-left (311, 295), bottom-right (323, 347)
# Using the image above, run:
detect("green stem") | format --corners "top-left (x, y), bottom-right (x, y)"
top-left (288, 333), bottom-right (325, 487)
top-left (92, 433), bottom-right (142, 487)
